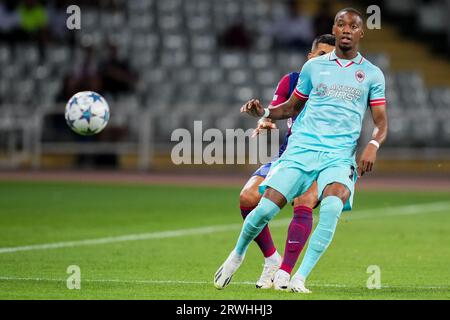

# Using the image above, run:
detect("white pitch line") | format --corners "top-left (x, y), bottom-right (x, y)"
top-left (0, 276), bottom-right (447, 290)
top-left (343, 201), bottom-right (450, 221)
top-left (0, 201), bottom-right (449, 254)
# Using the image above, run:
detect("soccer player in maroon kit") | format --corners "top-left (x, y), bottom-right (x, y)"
top-left (238, 34), bottom-right (335, 289)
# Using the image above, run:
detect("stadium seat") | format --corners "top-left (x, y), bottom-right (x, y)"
top-left (191, 53), bottom-right (216, 68)
top-left (439, 118), bottom-right (450, 144)
top-left (0, 46), bottom-right (11, 65)
top-left (20, 46), bottom-right (40, 67)
top-left (387, 113), bottom-right (411, 146)
top-left (232, 85), bottom-right (259, 104)
top-left (183, 0), bottom-right (211, 15)
top-left (129, 13), bottom-right (155, 31)
top-left (127, 0), bottom-right (153, 13)
top-left (1, 0), bottom-right (447, 153)
top-left (276, 52), bottom-right (305, 72)
top-left (196, 67), bottom-right (224, 84)
top-left (158, 14), bottom-right (184, 33)
top-left (410, 115), bottom-right (439, 146)
top-left (227, 69), bottom-right (253, 86)
top-left (260, 86), bottom-right (277, 104)
top-left (248, 52), bottom-right (274, 69)
top-left (219, 52), bottom-right (247, 69)
top-left (157, 0), bottom-right (183, 13)
top-left (81, 9), bottom-right (100, 31)
top-left (190, 35), bottom-right (216, 52)
top-left (254, 69), bottom-right (282, 87)
top-left (186, 16), bottom-right (212, 33)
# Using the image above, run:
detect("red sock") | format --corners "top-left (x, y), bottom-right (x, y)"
top-left (280, 205), bottom-right (313, 274)
top-left (240, 206), bottom-right (276, 258)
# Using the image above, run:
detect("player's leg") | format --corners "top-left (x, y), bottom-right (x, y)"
top-left (214, 187), bottom-right (287, 289)
top-left (235, 187), bottom-right (287, 256)
top-left (214, 161), bottom-right (308, 289)
top-left (291, 164), bottom-right (355, 293)
top-left (239, 173), bottom-right (282, 289)
top-left (274, 182), bottom-right (318, 290)
top-left (240, 170), bottom-right (281, 260)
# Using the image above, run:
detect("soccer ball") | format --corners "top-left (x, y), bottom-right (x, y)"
top-left (65, 91), bottom-right (110, 136)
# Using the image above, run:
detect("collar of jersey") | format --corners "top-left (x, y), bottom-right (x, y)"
top-left (328, 50), bottom-right (364, 67)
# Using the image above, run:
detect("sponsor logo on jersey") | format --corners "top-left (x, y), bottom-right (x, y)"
top-left (315, 83), bottom-right (363, 102)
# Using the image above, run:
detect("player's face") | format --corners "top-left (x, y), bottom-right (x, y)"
top-left (307, 43), bottom-right (335, 60)
top-left (332, 12), bottom-right (364, 51)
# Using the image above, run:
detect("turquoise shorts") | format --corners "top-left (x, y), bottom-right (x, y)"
top-left (259, 147), bottom-right (357, 211)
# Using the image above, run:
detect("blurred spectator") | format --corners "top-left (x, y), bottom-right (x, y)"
top-left (57, 44), bottom-right (103, 102)
top-left (72, 44), bottom-right (103, 93)
top-left (56, 74), bottom-right (79, 103)
top-left (266, 0), bottom-right (314, 51)
top-left (17, 0), bottom-right (49, 59)
top-left (314, 0), bottom-right (334, 36)
top-left (0, 0), bottom-right (20, 44)
top-left (218, 22), bottom-right (254, 50)
top-left (47, 0), bottom-right (75, 46)
top-left (100, 43), bottom-right (139, 97)
top-left (17, 0), bottom-right (48, 36)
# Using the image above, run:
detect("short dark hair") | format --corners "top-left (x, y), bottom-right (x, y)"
top-left (312, 34), bottom-right (336, 48)
top-left (334, 7), bottom-right (364, 23)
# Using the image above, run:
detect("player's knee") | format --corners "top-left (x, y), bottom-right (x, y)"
top-left (239, 188), bottom-right (261, 208)
top-left (322, 183), bottom-right (350, 204)
top-left (295, 192), bottom-right (318, 209)
top-left (248, 197), bottom-right (280, 226)
top-left (262, 188), bottom-right (287, 208)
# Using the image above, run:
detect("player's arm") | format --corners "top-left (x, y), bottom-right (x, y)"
top-left (250, 74), bottom-right (299, 136)
top-left (358, 70), bottom-right (388, 177)
top-left (240, 94), bottom-right (306, 120)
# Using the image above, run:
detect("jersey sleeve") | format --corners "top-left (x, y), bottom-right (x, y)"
top-left (270, 74), bottom-right (291, 106)
top-left (293, 61), bottom-right (313, 101)
top-left (369, 68), bottom-right (386, 107)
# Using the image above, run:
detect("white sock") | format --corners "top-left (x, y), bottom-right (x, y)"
top-left (230, 249), bottom-right (245, 263)
top-left (292, 273), bottom-right (306, 283)
top-left (264, 251), bottom-right (281, 265)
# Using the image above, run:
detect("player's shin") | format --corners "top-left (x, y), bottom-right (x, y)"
top-left (295, 196), bottom-right (343, 280)
top-left (241, 206), bottom-right (277, 258)
top-left (280, 205), bottom-right (313, 274)
top-left (235, 197), bottom-right (281, 256)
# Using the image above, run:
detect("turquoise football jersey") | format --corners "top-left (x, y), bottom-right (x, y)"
top-left (290, 50), bottom-right (386, 156)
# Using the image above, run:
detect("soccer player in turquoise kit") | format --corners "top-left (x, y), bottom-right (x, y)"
top-left (239, 34), bottom-right (335, 290)
top-left (214, 8), bottom-right (388, 293)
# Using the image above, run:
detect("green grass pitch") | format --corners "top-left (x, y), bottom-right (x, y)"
top-left (0, 181), bottom-right (449, 299)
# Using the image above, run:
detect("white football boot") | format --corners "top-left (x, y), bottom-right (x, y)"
top-left (289, 275), bottom-right (312, 293)
top-left (214, 250), bottom-right (244, 289)
top-left (273, 269), bottom-right (291, 291)
top-left (256, 253), bottom-right (282, 289)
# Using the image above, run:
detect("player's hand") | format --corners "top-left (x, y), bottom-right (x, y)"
top-left (357, 143), bottom-right (378, 177)
top-left (240, 99), bottom-right (264, 117)
top-left (251, 118), bottom-right (277, 138)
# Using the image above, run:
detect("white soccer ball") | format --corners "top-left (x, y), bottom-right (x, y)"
top-left (65, 91), bottom-right (110, 136)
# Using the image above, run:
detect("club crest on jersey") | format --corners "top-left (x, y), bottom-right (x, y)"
top-left (355, 70), bottom-right (365, 83)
